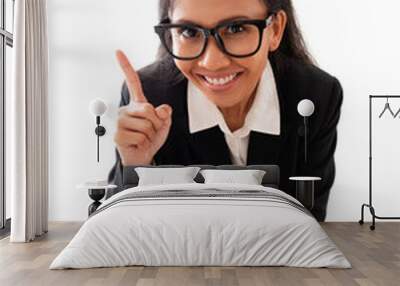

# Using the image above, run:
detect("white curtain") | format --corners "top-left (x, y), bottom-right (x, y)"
top-left (10, 0), bottom-right (49, 242)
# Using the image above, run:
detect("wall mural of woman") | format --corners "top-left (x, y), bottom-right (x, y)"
top-left (108, 0), bottom-right (343, 222)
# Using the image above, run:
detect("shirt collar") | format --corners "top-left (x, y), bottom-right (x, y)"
top-left (187, 60), bottom-right (281, 136)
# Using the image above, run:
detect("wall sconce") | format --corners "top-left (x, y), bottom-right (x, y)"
top-left (89, 99), bottom-right (107, 162)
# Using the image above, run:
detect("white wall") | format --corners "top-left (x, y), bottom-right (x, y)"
top-left (48, 0), bottom-right (400, 221)
top-left (48, 0), bottom-right (159, 220)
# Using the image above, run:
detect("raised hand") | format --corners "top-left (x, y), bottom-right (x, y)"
top-left (114, 50), bottom-right (173, 165)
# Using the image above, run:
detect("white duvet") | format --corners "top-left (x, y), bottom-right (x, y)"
top-left (50, 183), bottom-right (351, 269)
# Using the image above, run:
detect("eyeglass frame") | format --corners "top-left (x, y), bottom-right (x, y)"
top-left (154, 12), bottom-right (276, 61)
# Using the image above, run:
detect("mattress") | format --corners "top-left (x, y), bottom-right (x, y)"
top-left (50, 183), bottom-right (351, 269)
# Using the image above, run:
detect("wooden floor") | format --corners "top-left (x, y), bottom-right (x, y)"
top-left (0, 222), bottom-right (399, 286)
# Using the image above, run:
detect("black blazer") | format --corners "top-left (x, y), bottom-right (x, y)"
top-left (108, 54), bottom-right (343, 222)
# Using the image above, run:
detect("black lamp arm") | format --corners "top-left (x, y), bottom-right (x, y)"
top-left (304, 116), bottom-right (308, 164)
top-left (94, 116), bottom-right (106, 162)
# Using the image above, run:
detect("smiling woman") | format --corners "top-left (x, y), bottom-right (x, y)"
top-left (109, 0), bottom-right (344, 222)
top-left (158, 0), bottom-right (293, 130)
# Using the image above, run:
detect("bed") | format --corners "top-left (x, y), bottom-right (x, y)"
top-left (49, 165), bottom-right (351, 269)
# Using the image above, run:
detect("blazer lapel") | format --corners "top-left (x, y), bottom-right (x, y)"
top-left (168, 79), bottom-right (231, 165)
top-left (247, 55), bottom-right (293, 165)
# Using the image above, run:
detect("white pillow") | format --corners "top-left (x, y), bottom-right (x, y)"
top-left (135, 167), bottom-right (201, 186)
top-left (200, 169), bottom-right (266, 185)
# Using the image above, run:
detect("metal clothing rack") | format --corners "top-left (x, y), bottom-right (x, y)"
top-left (359, 95), bottom-right (400, 230)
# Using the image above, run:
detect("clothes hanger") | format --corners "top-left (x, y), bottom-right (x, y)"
top-left (379, 97), bottom-right (395, 118)
top-left (393, 104), bottom-right (400, 118)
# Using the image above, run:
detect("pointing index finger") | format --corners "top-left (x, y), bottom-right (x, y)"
top-left (116, 50), bottom-right (147, 103)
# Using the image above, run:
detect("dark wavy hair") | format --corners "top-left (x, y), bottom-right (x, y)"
top-left (156, 0), bottom-right (315, 81)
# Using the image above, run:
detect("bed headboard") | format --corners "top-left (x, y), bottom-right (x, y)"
top-left (106, 165), bottom-right (280, 199)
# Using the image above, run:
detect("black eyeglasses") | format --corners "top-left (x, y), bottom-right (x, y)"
top-left (154, 13), bottom-right (276, 60)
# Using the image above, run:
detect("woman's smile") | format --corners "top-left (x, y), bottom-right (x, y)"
top-left (195, 70), bottom-right (245, 92)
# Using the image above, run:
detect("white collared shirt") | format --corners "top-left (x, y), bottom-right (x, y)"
top-left (187, 61), bottom-right (281, 165)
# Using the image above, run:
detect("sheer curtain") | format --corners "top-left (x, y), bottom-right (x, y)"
top-left (9, 0), bottom-right (49, 242)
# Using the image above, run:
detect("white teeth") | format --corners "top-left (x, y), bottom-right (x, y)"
top-left (204, 73), bottom-right (238, 86)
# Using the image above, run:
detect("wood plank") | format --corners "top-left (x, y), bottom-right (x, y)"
top-left (0, 222), bottom-right (399, 286)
